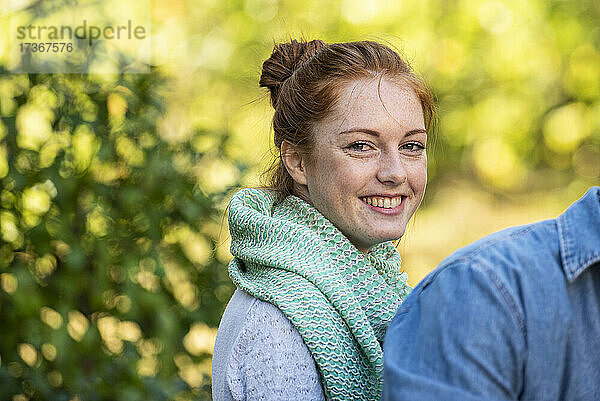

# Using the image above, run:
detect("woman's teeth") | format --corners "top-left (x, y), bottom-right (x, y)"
top-left (361, 196), bottom-right (403, 209)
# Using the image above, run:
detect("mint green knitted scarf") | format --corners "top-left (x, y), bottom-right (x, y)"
top-left (228, 188), bottom-right (411, 400)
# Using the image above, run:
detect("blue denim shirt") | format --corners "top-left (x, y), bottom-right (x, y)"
top-left (384, 187), bottom-right (600, 401)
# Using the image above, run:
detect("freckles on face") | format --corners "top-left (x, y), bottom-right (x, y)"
top-left (301, 77), bottom-right (428, 252)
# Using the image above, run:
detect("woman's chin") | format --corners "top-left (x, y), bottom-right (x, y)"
top-left (351, 232), bottom-right (406, 253)
top-left (372, 226), bottom-right (407, 243)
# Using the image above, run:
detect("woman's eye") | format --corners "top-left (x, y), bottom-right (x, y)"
top-left (401, 142), bottom-right (426, 152)
top-left (347, 142), bottom-right (372, 152)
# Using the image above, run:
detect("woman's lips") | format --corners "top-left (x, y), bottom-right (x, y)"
top-left (359, 195), bottom-right (405, 215)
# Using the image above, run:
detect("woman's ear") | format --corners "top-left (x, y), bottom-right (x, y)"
top-left (281, 141), bottom-right (308, 186)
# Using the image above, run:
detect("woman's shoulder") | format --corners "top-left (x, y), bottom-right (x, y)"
top-left (213, 289), bottom-right (324, 401)
top-left (214, 289), bottom-right (302, 348)
top-left (227, 290), bottom-right (316, 373)
top-left (238, 293), bottom-right (311, 350)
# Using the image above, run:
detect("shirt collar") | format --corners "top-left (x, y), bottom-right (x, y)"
top-left (557, 187), bottom-right (600, 282)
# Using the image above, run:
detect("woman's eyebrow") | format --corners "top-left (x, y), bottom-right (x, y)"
top-left (405, 128), bottom-right (427, 136)
top-left (338, 128), bottom-right (380, 136)
top-left (337, 128), bottom-right (427, 136)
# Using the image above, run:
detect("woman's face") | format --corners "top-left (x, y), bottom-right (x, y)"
top-left (299, 77), bottom-right (427, 252)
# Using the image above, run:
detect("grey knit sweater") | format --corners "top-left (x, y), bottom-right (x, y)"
top-left (212, 289), bottom-right (326, 401)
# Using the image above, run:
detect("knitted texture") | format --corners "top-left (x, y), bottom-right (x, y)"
top-left (227, 296), bottom-right (325, 400)
top-left (228, 188), bottom-right (411, 400)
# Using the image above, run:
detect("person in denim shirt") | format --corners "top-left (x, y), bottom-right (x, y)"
top-left (383, 186), bottom-right (600, 401)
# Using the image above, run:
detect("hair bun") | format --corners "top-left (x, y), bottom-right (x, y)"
top-left (260, 39), bottom-right (325, 107)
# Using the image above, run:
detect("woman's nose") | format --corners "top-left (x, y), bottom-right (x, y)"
top-left (376, 152), bottom-right (408, 185)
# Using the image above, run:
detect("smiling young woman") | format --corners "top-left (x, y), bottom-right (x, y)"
top-left (282, 77), bottom-right (428, 252)
top-left (212, 39), bottom-right (435, 401)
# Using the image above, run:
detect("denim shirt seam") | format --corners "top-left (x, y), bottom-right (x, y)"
top-left (465, 225), bottom-right (540, 260)
top-left (557, 207), bottom-right (576, 280)
top-left (441, 254), bottom-right (527, 341)
top-left (479, 262), bottom-right (528, 345)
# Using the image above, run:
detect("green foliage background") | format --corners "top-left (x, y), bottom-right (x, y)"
top-left (0, 0), bottom-right (599, 400)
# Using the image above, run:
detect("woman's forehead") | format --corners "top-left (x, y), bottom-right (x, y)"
top-left (324, 78), bottom-right (425, 132)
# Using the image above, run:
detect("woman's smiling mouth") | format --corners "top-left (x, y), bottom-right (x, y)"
top-left (359, 195), bottom-right (405, 214)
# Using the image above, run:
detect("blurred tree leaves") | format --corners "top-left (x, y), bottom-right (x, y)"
top-left (0, 70), bottom-right (239, 400)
